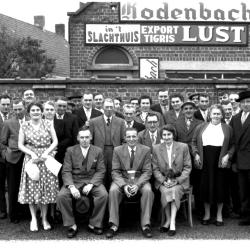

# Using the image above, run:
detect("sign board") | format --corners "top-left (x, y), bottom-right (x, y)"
top-left (120, 1), bottom-right (250, 22)
top-left (139, 58), bottom-right (159, 79)
top-left (85, 24), bottom-right (247, 45)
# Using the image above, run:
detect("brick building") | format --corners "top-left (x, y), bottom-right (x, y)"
top-left (0, 1), bottom-right (250, 103)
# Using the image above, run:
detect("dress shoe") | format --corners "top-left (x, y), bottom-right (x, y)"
top-left (168, 230), bottom-right (176, 237)
top-left (0, 212), bottom-right (7, 219)
top-left (88, 225), bottom-right (103, 235)
top-left (30, 220), bottom-right (38, 232)
top-left (201, 219), bottom-right (211, 225)
top-left (67, 227), bottom-right (78, 238)
top-left (106, 228), bottom-right (116, 239)
top-left (159, 226), bottom-right (169, 233)
top-left (142, 226), bottom-right (152, 238)
top-left (214, 221), bottom-right (224, 226)
top-left (238, 219), bottom-right (250, 226)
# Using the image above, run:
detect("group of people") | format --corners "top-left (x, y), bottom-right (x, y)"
top-left (0, 88), bottom-right (250, 239)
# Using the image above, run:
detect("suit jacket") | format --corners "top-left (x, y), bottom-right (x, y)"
top-left (62, 144), bottom-right (105, 188)
top-left (151, 103), bottom-right (166, 115)
top-left (62, 112), bottom-right (79, 146)
top-left (230, 111), bottom-right (250, 170)
top-left (163, 109), bottom-right (184, 126)
top-left (54, 117), bottom-right (72, 163)
top-left (75, 107), bottom-right (102, 128)
top-left (132, 120), bottom-right (145, 133)
top-left (138, 129), bottom-right (161, 151)
top-left (89, 115), bottom-right (126, 150)
top-left (194, 109), bottom-right (208, 122)
top-left (112, 143), bottom-right (152, 188)
top-left (175, 117), bottom-right (203, 149)
top-left (0, 117), bottom-right (24, 164)
top-left (152, 141), bottom-right (191, 190)
top-left (191, 122), bottom-right (235, 169)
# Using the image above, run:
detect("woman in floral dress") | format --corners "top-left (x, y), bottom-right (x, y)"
top-left (18, 102), bottom-right (58, 232)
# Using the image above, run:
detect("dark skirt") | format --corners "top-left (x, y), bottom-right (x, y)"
top-left (200, 146), bottom-right (229, 204)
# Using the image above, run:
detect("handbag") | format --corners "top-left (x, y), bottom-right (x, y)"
top-left (25, 160), bottom-right (40, 181)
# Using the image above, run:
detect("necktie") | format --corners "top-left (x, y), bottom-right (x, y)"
top-left (151, 134), bottom-right (156, 145)
top-left (186, 119), bottom-right (191, 130)
top-left (58, 114), bottom-right (63, 120)
top-left (3, 114), bottom-right (8, 120)
top-left (127, 121), bottom-right (132, 128)
top-left (107, 117), bottom-right (111, 126)
top-left (241, 112), bottom-right (248, 125)
top-left (130, 148), bottom-right (135, 169)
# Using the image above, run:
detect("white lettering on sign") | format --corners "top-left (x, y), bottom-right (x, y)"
top-left (120, 2), bottom-right (250, 22)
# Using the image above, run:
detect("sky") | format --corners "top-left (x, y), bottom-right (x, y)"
top-left (0, 0), bottom-right (246, 40)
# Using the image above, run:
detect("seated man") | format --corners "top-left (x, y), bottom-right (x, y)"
top-left (57, 127), bottom-right (108, 238)
top-left (106, 128), bottom-right (154, 239)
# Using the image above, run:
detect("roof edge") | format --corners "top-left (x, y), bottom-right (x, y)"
top-left (67, 2), bottom-right (93, 16)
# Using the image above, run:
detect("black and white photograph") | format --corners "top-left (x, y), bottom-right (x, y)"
top-left (0, 0), bottom-right (250, 248)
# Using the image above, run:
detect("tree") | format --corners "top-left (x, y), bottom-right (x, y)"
top-left (0, 26), bottom-right (56, 78)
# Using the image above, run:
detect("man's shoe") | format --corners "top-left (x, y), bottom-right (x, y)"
top-left (142, 226), bottom-right (152, 238)
top-left (67, 227), bottom-right (78, 238)
top-left (88, 225), bottom-right (103, 235)
top-left (159, 226), bottom-right (169, 233)
top-left (201, 219), bottom-right (211, 225)
top-left (168, 230), bottom-right (176, 237)
top-left (0, 212), bottom-right (7, 219)
top-left (238, 219), bottom-right (250, 226)
top-left (106, 228), bottom-right (116, 239)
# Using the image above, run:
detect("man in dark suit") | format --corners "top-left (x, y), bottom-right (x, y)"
top-left (175, 101), bottom-right (202, 216)
top-left (0, 94), bottom-right (11, 219)
top-left (123, 104), bottom-right (145, 133)
top-left (89, 98), bottom-right (126, 187)
top-left (93, 93), bottom-right (104, 113)
top-left (106, 128), bottom-right (154, 238)
top-left (230, 90), bottom-right (250, 225)
top-left (135, 95), bottom-right (164, 127)
top-left (151, 88), bottom-right (169, 115)
top-left (57, 127), bottom-right (108, 238)
top-left (0, 99), bottom-right (26, 223)
top-left (164, 93), bottom-right (184, 126)
top-left (74, 92), bottom-right (102, 128)
top-left (138, 113), bottom-right (161, 152)
top-left (194, 93), bottom-right (210, 122)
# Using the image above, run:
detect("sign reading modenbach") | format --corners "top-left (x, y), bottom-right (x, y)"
top-left (139, 58), bottom-right (159, 79)
top-left (120, 2), bottom-right (250, 22)
top-left (85, 24), bottom-right (247, 45)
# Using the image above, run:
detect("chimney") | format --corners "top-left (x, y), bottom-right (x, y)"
top-left (55, 24), bottom-right (65, 38)
top-left (34, 16), bottom-right (45, 30)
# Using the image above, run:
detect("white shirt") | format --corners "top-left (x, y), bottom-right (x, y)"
top-left (126, 120), bottom-right (134, 128)
top-left (103, 114), bottom-right (112, 124)
top-left (202, 123), bottom-right (224, 146)
top-left (175, 110), bottom-right (181, 118)
top-left (140, 112), bottom-right (148, 122)
top-left (149, 130), bottom-right (157, 144)
top-left (56, 113), bottom-right (64, 119)
top-left (166, 143), bottom-right (173, 169)
top-left (200, 109), bottom-right (208, 121)
top-left (80, 145), bottom-right (90, 158)
top-left (241, 111), bottom-right (249, 124)
top-left (0, 112), bottom-right (9, 121)
top-left (83, 107), bottom-right (92, 121)
top-left (128, 146), bottom-right (136, 157)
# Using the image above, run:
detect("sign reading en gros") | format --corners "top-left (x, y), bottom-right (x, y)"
top-left (120, 1), bottom-right (250, 22)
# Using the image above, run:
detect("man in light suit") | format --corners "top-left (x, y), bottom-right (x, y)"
top-left (106, 128), bottom-right (154, 238)
top-left (230, 90), bottom-right (250, 225)
top-left (0, 94), bottom-right (12, 219)
top-left (164, 93), bottom-right (184, 126)
top-left (57, 127), bottom-right (108, 238)
top-left (138, 113), bottom-right (161, 152)
top-left (89, 98), bottom-right (126, 187)
top-left (74, 92), bottom-right (102, 128)
top-left (0, 99), bottom-right (25, 223)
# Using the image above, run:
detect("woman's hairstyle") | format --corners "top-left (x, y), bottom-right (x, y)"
top-left (43, 101), bottom-right (55, 108)
top-left (27, 102), bottom-right (44, 113)
top-left (207, 104), bottom-right (225, 120)
top-left (160, 124), bottom-right (177, 140)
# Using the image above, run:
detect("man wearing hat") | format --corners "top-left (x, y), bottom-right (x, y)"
top-left (230, 90), bottom-right (250, 225)
top-left (175, 101), bottom-right (202, 216)
top-left (188, 93), bottom-right (200, 108)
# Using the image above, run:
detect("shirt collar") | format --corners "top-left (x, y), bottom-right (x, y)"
top-left (56, 113), bottom-right (64, 119)
top-left (166, 142), bottom-right (173, 151)
top-left (83, 106), bottom-right (92, 113)
top-left (128, 146), bottom-right (136, 153)
top-left (103, 114), bottom-right (112, 122)
top-left (149, 130), bottom-right (157, 137)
